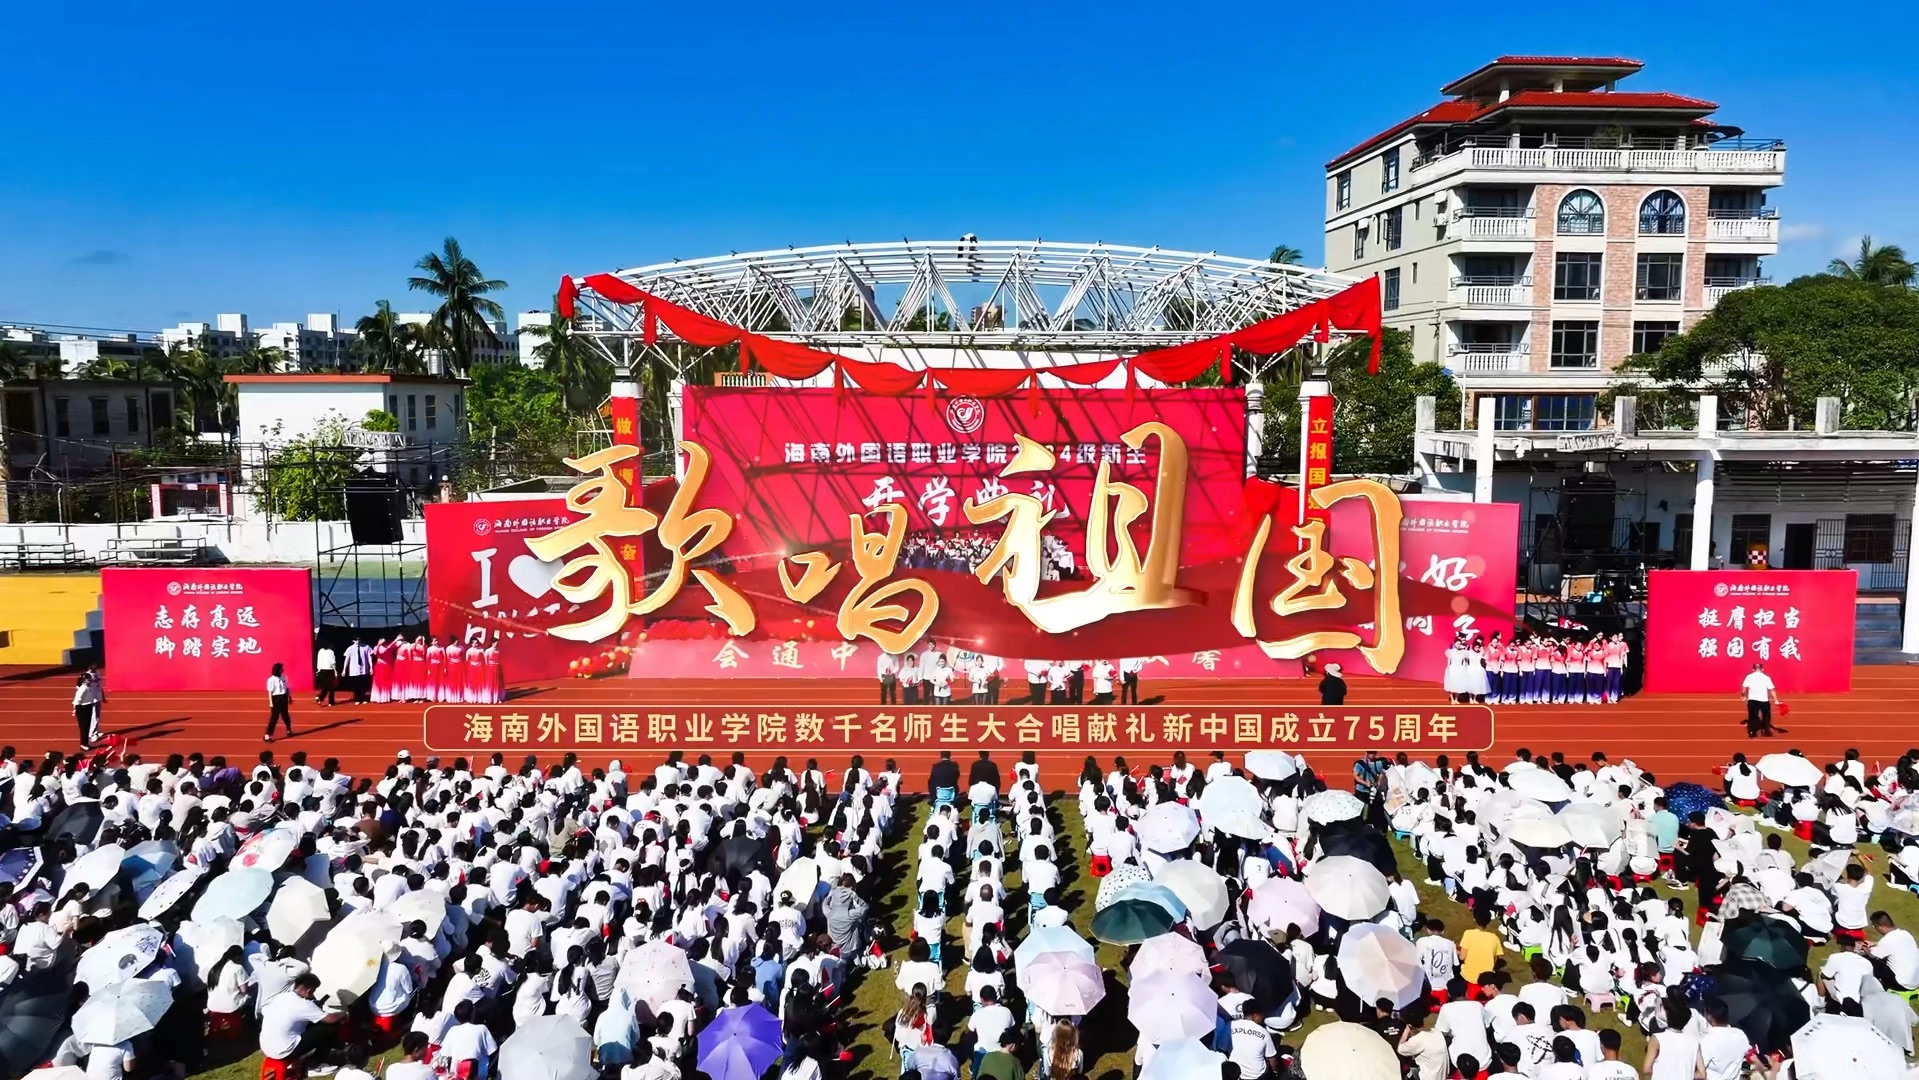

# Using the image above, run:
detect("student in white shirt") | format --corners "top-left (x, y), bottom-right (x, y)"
top-left (1090, 660), bottom-right (1116, 703)
top-left (1871, 911), bottom-right (1919, 989)
top-left (314, 644), bottom-right (339, 706)
top-left (929, 658), bottom-right (953, 704)
top-left (1739, 662), bottom-right (1778, 736)
top-left (385, 1033), bottom-right (437, 1080)
top-left (84, 1041), bottom-right (134, 1080)
top-left (264, 663), bottom-right (294, 742)
top-left (258, 974), bottom-right (341, 1063)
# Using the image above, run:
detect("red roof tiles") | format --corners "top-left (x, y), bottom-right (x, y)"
top-left (1326, 90), bottom-right (1718, 168)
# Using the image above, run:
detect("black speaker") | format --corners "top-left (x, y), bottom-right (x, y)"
top-left (344, 481), bottom-right (405, 545)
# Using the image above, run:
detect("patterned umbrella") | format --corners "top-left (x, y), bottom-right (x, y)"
top-left (1302, 790), bottom-right (1365, 825)
top-left (1014, 926), bottom-right (1096, 972)
top-left (1664, 782), bottom-right (1724, 821)
top-left (71, 978), bottom-right (173, 1046)
top-left (1093, 862), bottom-right (1153, 911)
top-left (76, 923), bottom-right (167, 990)
top-left (137, 865), bottom-right (206, 920)
top-left (1138, 803), bottom-right (1201, 854)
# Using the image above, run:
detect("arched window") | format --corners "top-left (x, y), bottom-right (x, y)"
top-left (1557, 190), bottom-right (1605, 235)
top-left (1639, 190), bottom-right (1687, 235)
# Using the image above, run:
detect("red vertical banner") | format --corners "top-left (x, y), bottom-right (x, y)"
top-left (1301, 392), bottom-right (1335, 540)
top-left (608, 380), bottom-right (645, 594)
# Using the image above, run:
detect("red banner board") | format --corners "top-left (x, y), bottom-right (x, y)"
top-left (103, 567), bottom-right (314, 692)
top-left (1644, 569), bottom-right (1856, 693)
top-left (425, 498), bottom-right (599, 684)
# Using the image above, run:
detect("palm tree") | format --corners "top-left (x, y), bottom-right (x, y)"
top-left (1269, 244), bottom-right (1308, 266)
top-left (526, 310), bottom-right (612, 416)
top-left (170, 347), bottom-right (235, 438)
top-left (408, 237), bottom-right (507, 374)
top-left (229, 345), bottom-right (287, 375)
top-left (1827, 236), bottom-right (1916, 287)
top-left (353, 300), bottom-right (427, 374)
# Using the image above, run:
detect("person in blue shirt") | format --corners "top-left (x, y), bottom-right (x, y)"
top-left (1648, 796), bottom-right (1681, 883)
top-left (752, 938), bottom-right (786, 1005)
top-left (1353, 752), bottom-right (1387, 800)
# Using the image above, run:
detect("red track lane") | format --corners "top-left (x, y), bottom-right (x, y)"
top-left (5, 667), bottom-right (1918, 785)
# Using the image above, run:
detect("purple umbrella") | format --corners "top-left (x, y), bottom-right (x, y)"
top-left (696, 1003), bottom-right (783, 1080)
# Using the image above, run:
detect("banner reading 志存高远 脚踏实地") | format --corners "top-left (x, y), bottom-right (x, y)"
top-left (1644, 569), bottom-right (1857, 694)
top-left (102, 567), bottom-right (315, 692)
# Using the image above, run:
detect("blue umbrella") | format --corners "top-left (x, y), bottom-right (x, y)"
top-left (191, 867), bottom-right (274, 923)
top-left (1109, 881), bottom-right (1190, 921)
top-left (122, 841), bottom-right (179, 904)
top-left (1665, 782), bottom-right (1724, 820)
top-left (0, 847), bottom-right (42, 889)
top-left (696, 1004), bottom-right (783, 1080)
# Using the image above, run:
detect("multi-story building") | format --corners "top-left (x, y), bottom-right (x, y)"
top-left (158, 313), bottom-right (254, 360)
top-left (256, 313), bottom-right (357, 372)
top-left (1, 326), bottom-right (152, 377)
top-left (397, 313), bottom-right (514, 373)
top-left (515, 310), bottom-right (550, 368)
top-left (1324, 56), bottom-right (1784, 431)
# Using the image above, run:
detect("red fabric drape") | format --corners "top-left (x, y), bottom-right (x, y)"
top-left (837, 358), bottom-right (925, 395)
top-left (1131, 339), bottom-right (1227, 384)
top-left (1046, 359), bottom-right (1122, 386)
top-left (744, 336), bottom-right (837, 381)
top-left (580, 273), bottom-right (649, 306)
top-left (557, 276), bottom-right (579, 319)
top-left (1229, 304), bottom-right (1322, 356)
top-left (927, 368), bottom-right (1034, 396)
top-left (1324, 275), bottom-right (1384, 373)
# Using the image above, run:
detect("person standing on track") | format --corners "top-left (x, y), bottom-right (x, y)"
top-left (1740, 661), bottom-right (1779, 737)
top-left (1119, 656), bottom-right (1143, 704)
top-left (343, 637), bottom-right (373, 704)
top-left (877, 650), bottom-right (900, 705)
top-left (314, 641), bottom-right (338, 707)
top-left (72, 672), bottom-right (99, 748)
top-left (264, 662), bottom-right (294, 742)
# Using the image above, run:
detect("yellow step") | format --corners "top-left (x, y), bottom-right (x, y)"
top-left (0, 572), bottom-right (101, 665)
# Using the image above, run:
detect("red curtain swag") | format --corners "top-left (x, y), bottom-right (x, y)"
top-left (557, 271), bottom-right (1385, 386)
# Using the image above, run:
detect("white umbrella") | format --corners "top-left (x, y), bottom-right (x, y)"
top-left (1889, 807), bottom-right (1919, 836)
top-left (312, 910), bottom-right (401, 1004)
top-left (1791, 1014), bottom-right (1905, 1078)
top-left (1757, 753), bottom-right (1824, 788)
top-left (1303, 856), bottom-right (1389, 920)
top-left (71, 978), bottom-right (173, 1045)
top-left (617, 940), bottom-right (695, 1012)
top-left (1300, 1021), bottom-right (1398, 1080)
top-left (266, 876), bottom-right (331, 946)
top-left (1140, 1038), bottom-right (1224, 1080)
top-left (775, 857), bottom-right (821, 908)
top-left (1198, 776), bottom-right (1267, 839)
top-left (1094, 863), bottom-right (1153, 911)
top-left (388, 889), bottom-right (449, 938)
top-left (191, 867), bottom-right (274, 923)
top-left (1401, 762), bottom-right (1439, 796)
top-left (1126, 971), bottom-right (1218, 1044)
top-left (138, 865), bottom-right (206, 920)
top-left (77, 923), bottom-right (167, 990)
top-left (1337, 922), bottom-right (1426, 1009)
top-left (171, 917), bottom-right (244, 984)
top-left (1474, 790), bottom-right (1535, 836)
top-left (59, 843), bottom-right (126, 900)
top-left (1247, 876), bottom-right (1322, 937)
top-left (1556, 804), bottom-right (1622, 850)
top-left (25, 1068), bottom-right (88, 1080)
top-left (1021, 952), bottom-right (1106, 1016)
top-left (1138, 803), bottom-right (1201, 854)
top-left (1154, 861), bottom-right (1230, 930)
top-left (1130, 933), bottom-right (1210, 982)
top-left (1302, 789), bottom-right (1365, 824)
top-left (1502, 760), bottom-right (1539, 774)
top-left (498, 1014), bottom-right (595, 1080)
top-left (1014, 926), bottom-right (1095, 972)
top-left (1244, 751), bottom-right (1298, 782)
top-left (1506, 815), bottom-right (1575, 849)
top-left (234, 826), bottom-right (304, 872)
top-left (1507, 769), bottom-right (1573, 804)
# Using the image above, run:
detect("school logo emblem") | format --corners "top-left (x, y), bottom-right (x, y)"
top-left (473, 517), bottom-right (493, 537)
top-left (1714, 582), bottom-right (1730, 597)
top-left (945, 395), bottom-right (985, 435)
top-left (166, 581), bottom-right (183, 597)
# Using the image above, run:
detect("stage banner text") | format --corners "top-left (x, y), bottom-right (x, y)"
top-left (1643, 569), bottom-right (1856, 693)
top-left (103, 567), bottom-right (314, 692)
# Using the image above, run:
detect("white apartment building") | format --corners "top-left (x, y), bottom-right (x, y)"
top-left (515, 309), bottom-right (550, 368)
top-left (1324, 56), bottom-right (1784, 433)
top-left (256, 313), bottom-right (357, 371)
top-left (1, 326), bottom-right (151, 377)
top-left (158, 313), bottom-right (254, 359)
top-left (396, 312), bottom-right (514, 374)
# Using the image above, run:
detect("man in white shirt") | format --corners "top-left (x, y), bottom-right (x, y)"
top-left (84, 1041), bottom-right (134, 1080)
top-left (965, 986), bottom-right (1015, 1073)
top-left (1089, 659), bottom-right (1116, 704)
top-left (1872, 911), bottom-right (1919, 989)
top-left (258, 974), bottom-right (341, 1064)
top-left (1434, 979), bottom-right (1492, 1069)
top-left (439, 1001), bottom-right (498, 1077)
top-left (1739, 662), bottom-right (1777, 736)
top-left (1821, 935), bottom-right (1877, 1004)
top-left (14, 904), bottom-right (61, 972)
top-left (1119, 656), bottom-right (1144, 704)
top-left (1414, 921), bottom-right (1458, 987)
top-left (877, 651), bottom-right (900, 705)
top-left (1227, 1003), bottom-right (1278, 1079)
top-left (1832, 863), bottom-right (1875, 936)
top-left (314, 643), bottom-right (338, 706)
top-left (342, 638), bottom-right (374, 704)
top-left (1698, 999), bottom-right (1752, 1080)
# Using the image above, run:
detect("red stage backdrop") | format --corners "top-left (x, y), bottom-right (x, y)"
top-left (103, 567), bottom-right (314, 692)
top-left (423, 388), bottom-right (1520, 684)
top-left (1644, 569), bottom-right (1856, 694)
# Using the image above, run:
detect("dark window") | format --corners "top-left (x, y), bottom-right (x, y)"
top-left (1383, 268), bottom-right (1401, 311)
top-left (426, 394), bottom-right (438, 429)
top-left (1636, 253), bottom-right (1685, 301)
top-left (54, 396), bottom-right (71, 438)
top-left (388, 394), bottom-right (398, 416)
top-left (1534, 395), bottom-right (1597, 431)
top-left (1549, 321), bottom-right (1600, 369)
top-left (1493, 395), bottom-right (1531, 431)
top-left (1730, 514), bottom-right (1771, 563)
top-left (1336, 171), bottom-right (1352, 211)
top-left (1557, 190), bottom-right (1605, 234)
top-left (1381, 149), bottom-right (1400, 193)
top-left (406, 394), bottom-right (418, 431)
top-left (1352, 226), bottom-right (1365, 261)
top-left (152, 393), bottom-right (173, 432)
top-left (1845, 513), bottom-right (1896, 563)
top-left (126, 395), bottom-right (141, 434)
top-left (1385, 207), bottom-right (1403, 251)
top-left (89, 396), bottom-right (110, 436)
top-left (1632, 321), bottom-right (1681, 356)
top-left (1673, 513), bottom-right (1694, 558)
top-left (1639, 190), bottom-right (1687, 235)
top-left (1553, 253), bottom-right (1603, 301)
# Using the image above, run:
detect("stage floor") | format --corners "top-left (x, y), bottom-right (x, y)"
top-left (6, 666), bottom-right (1918, 786)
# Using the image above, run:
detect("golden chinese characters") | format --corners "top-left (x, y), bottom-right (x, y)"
top-left (1232, 478), bottom-right (1405, 672)
top-left (779, 504), bottom-right (940, 654)
top-left (963, 424), bottom-right (1197, 634)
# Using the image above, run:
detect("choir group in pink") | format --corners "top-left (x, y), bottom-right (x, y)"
top-left (369, 633), bottom-right (506, 704)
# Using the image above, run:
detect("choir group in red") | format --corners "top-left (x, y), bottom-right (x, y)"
top-left (366, 633), bottom-right (507, 705)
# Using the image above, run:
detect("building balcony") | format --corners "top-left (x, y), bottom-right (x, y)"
top-left (1447, 344), bottom-right (1530, 374)
top-left (1449, 277), bottom-right (1533, 307)
top-left (1413, 144), bottom-right (1786, 180)
top-left (1705, 212), bottom-right (1780, 243)
top-left (1705, 277), bottom-right (1771, 306)
top-left (1451, 208), bottom-right (1535, 241)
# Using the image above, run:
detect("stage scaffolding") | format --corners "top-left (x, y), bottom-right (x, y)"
top-left (1514, 464), bottom-right (1660, 637)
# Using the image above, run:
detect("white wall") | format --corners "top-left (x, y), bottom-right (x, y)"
top-left (235, 384), bottom-right (387, 446)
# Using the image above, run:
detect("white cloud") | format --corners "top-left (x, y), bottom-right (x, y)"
top-left (1778, 222), bottom-right (1826, 243)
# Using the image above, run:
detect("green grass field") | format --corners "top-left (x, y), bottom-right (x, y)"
top-left (182, 797), bottom-right (1919, 1080)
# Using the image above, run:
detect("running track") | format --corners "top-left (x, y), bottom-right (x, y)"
top-left (5, 666), bottom-right (1916, 787)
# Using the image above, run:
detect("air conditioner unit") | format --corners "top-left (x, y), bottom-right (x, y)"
top-left (1355, 218), bottom-right (1370, 232)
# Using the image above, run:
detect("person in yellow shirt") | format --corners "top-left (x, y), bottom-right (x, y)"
top-left (1458, 907), bottom-right (1507, 983)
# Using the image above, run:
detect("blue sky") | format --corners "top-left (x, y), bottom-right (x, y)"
top-left (3, 1), bottom-right (1912, 333)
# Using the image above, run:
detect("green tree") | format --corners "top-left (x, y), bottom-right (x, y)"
top-left (255, 421), bottom-right (357, 520)
top-left (525, 310), bottom-right (613, 416)
top-left (1268, 244), bottom-right (1307, 266)
top-left (169, 346), bottom-right (237, 437)
top-left (1610, 275), bottom-right (1919, 430)
top-left (362, 408), bottom-right (400, 433)
top-left (1826, 235), bottom-right (1916, 287)
top-left (1265, 328), bottom-right (1459, 474)
top-left (408, 237), bottom-right (507, 375)
top-left (462, 363), bottom-right (573, 475)
top-left (229, 344), bottom-right (287, 375)
top-left (353, 300), bottom-right (427, 374)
